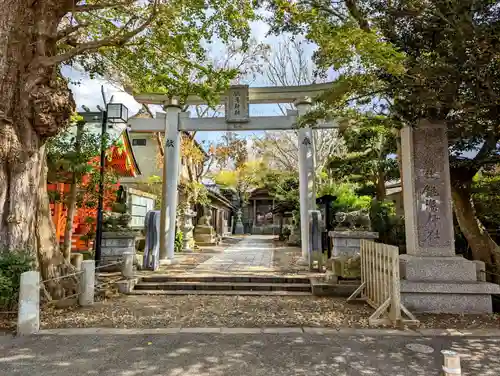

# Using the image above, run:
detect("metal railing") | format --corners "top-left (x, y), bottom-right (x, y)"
top-left (348, 240), bottom-right (418, 326)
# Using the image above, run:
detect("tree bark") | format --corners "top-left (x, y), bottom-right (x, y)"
top-left (451, 185), bottom-right (500, 272)
top-left (375, 167), bottom-right (386, 201)
top-left (0, 0), bottom-right (75, 297)
top-left (62, 123), bottom-right (84, 261)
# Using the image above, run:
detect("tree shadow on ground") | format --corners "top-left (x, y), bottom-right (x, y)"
top-left (0, 333), bottom-right (499, 375)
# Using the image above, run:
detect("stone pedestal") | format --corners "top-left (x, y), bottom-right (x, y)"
top-left (328, 231), bottom-right (379, 258)
top-left (194, 207), bottom-right (217, 246)
top-left (287, 224), bottom-right (301, 246)
top-left (180, 209), bottom-right (196, 252)
top-left (234, 209), bottom-right (244, 235)
top-left (399, 121), bottom-right (499, 313)
top-left (326, 231), bottom-right (377, 279)
top-left (101, 232), bottom-right (137, 271)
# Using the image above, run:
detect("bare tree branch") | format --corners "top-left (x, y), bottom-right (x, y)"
top-left (56, 22), bottom-right (89, 41)
top-left (345, 0), bottom-right (371, 32)
top-left (40, 0), bottom-right (158, 67)
top-left (71, 0), bottom-right (135, 13)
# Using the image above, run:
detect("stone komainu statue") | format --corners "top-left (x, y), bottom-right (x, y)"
top-left (335, 209), bottom-right (371, 230)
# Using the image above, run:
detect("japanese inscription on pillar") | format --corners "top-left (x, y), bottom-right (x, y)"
top-left (413, 126), bottom-right (453, 249)
top-left (225, 85), bottom-right (249, 123)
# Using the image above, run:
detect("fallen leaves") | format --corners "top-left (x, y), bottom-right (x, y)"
top-left (36, 294), bottom-right (500, 330)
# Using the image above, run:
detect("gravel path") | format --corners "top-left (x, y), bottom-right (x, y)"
top-left (37, 295), bottom-right (500, 330)
top-left (194, 236), bottom-right (274, 272)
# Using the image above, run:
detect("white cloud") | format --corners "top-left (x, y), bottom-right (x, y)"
top-left (62, 66), bottom-right (142, 115)
top-left (62, 19), bottom-right (311, 121)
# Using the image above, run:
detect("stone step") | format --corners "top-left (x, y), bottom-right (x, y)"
top-left (140, 275), bottom-right (310, 284)
top-left (128, 290), bottom-right (312, 296)
top-left (134, 281), bottom-right (312, 292)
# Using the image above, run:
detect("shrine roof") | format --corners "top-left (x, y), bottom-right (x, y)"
top-left (249, 187), bottom-right (273, 199)
top-left (61, 111), bottom-right (142, 178)
top-left (108, 130), bottom-right (141, 177)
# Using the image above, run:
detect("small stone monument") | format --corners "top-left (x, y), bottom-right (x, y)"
top-left (194, 206), bottom-right (217, 246)
top-left (180, 209), bottom-right (196, 252)
top-left (328, 209), bottom-right (378, 258)
top-left (327, 209), bottom-right (378, 279)
top-left (143, 210), bottom-right (160, 271)
top-left (234, 209), bottom-right (244, 235)
top-left (287, 212), bottom-right (301, 246)
top-left (101, 211), bottom-right (137, 271)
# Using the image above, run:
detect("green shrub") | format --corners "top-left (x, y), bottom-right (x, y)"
top-left (0, 250), bottom-right (34, 310)
top-left (279, 227), bottom-right (292, 241)
top-left (174, 231), bottom-right (184, 253)
top-left (370, 199), bottom-right (405, 248)
top-left (330, 183), bottom-right (371, 213)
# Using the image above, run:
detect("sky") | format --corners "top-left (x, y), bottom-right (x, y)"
top-left (62, 15), bottom-right (482, 162)
top-left (63, 18), bottom-right (314, 145)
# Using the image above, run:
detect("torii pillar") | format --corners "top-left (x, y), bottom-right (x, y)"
top-left (159, 100), bottom-right (182, 264)
top-left (296, 98), bottom-right (316, 263)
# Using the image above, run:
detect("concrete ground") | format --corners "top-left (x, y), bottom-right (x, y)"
top-left (194, 235), bottom-right (274, 272)
top-left (1, 331), bottom-right (499, 375)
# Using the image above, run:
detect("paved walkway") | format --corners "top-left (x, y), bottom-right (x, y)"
top-left (194, 235), bottom-right (274, 272)
top-left (1, 331), bottom-right (499, 375)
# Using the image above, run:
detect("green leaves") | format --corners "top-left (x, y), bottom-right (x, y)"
top-left (47, 120), bottom-right (102, 181)
top-left (326, 111), bottom-right (399, 199)
top-left (59, 1), bottom-right (258, 110)
top-left (310, 21), bottom-right (405, 75)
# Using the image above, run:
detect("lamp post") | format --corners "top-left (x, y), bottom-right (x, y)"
top-left (95, 103), bottom-right (129, 266)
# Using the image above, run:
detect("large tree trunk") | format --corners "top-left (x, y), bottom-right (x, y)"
top-left (375, 168), bottom-right (386, 201)
top-left (394, 129), bottom-right (404, 195)
top-left (0, 1), bottom-right (75, 297)
top-left (452, 185), bottom-right (500, 272)
top-left (62, 123), bottom-right (84, 261)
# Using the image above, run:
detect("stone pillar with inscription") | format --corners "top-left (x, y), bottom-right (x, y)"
top-left (399, 121), bottom-right (499, 313)
top-left (296, 98), bottom-right (315, 263)
top-left (225, 85), bottom-right (249, 124)
top-left (159, 102), bottom-right (182, 264)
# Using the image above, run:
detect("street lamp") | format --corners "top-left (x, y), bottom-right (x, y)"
top-left (95, 103), bottom-right (129, 266)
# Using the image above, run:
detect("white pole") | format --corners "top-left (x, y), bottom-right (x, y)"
top-left (79, 260), bottom-right (95, 307)
top-left (442, 350), bottom-right (461, 375)
top-left (295, 98), bottom-right (313, 263)
top-left (160, 101), bottom-right (182, 264)
top-left (298, 127), bottom-right (310, 262)
top-left (17, 271), bottom-right (40, 336)
top-left (121, 252), bottom-right (134, 279)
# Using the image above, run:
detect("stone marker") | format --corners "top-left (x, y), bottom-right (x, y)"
top-left (234, 209), bottom-right (244, 235)
top-left (143, 210), bottom-right (160, 270)
top-left (17, 271), bottom-right (40, 336)
top-left (194, 206), bottom-right (217, 245)
top-left (399, 121), bottom-right (500, 313)
top-left (122, 252), bottom-right (134, 279)
top-left (79, 260), bottom-right (95, 307)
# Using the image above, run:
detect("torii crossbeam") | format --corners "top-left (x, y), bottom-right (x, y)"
top-left (129, 84), bottom-right (337, 264)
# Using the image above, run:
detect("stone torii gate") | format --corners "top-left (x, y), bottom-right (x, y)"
top-left (129, 83), bottom-right (337, 264)
top-left (130, 83), bottom-right (500, 313)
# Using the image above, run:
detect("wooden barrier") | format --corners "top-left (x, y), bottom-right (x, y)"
top-left (347, 240), bottom-right (418, 326)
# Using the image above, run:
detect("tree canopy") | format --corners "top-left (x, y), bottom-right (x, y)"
top-left (264, 0), bottom-right (500, 267)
